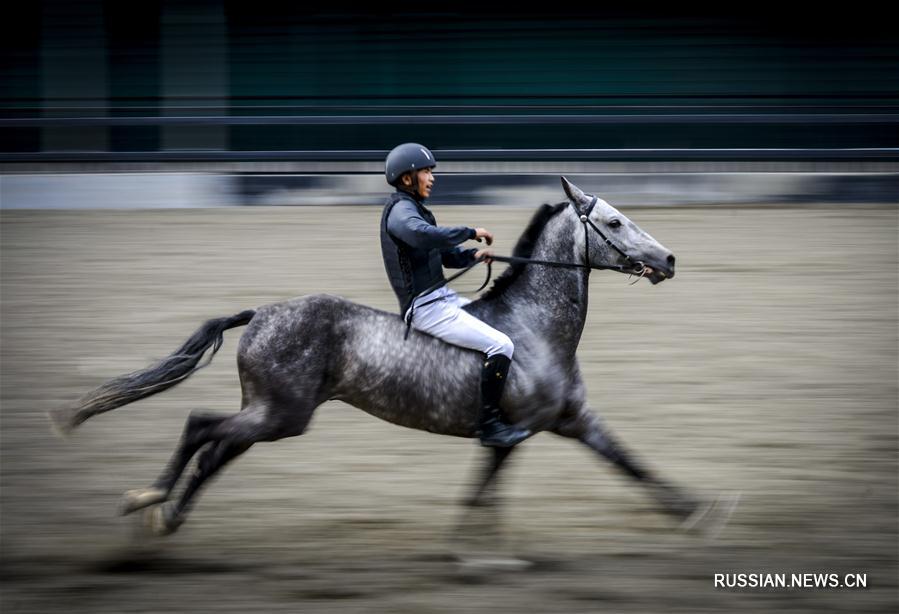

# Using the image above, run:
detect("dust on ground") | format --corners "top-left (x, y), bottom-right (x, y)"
top-left (1, 205), bottom-right (897, 613)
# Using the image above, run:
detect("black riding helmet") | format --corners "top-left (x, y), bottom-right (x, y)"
top-left (385, 143), bottom-right (437, 187)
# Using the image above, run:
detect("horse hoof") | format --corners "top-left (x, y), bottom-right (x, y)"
top-left (120, 487), bottom-right (168, 516)
top-left (680, 491), bottom-right (741, 538)
top-left (454, 555), bottom-right (533, 572)
top-left (679, 498), bottom-right (715, 533)
top-left (143, 503), bottom-right (182, 536)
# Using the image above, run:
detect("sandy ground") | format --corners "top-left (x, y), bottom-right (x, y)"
top-left (1, 204), bottom-right (897, 613)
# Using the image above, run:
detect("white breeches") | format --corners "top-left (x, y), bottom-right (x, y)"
top-left (405, 286), bottom-right (514, 358)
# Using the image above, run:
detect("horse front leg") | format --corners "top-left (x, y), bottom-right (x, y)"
top-left (465, 446), bottom-right (515, 508)
top-left (451, 445), bottom-right (526, 566)
top-left (551, 407), bottom-right (701, 521)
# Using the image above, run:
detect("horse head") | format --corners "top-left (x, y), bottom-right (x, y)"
top-left (561, 176), bottom-right (675, 284)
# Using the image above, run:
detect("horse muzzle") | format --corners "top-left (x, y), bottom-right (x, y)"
top-left (642, 254), bottom-right (675, 284)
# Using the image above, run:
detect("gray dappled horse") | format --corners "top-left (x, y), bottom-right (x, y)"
top-left (50, 177), bottom-right (714, 538)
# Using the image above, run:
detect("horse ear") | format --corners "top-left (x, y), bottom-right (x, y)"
top-left (560, 176), bottom-right (589, 212)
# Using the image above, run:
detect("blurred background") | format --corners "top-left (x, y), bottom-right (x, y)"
top-left (1, 1), bottom-right (898, 206)
top-left (1, 3), bottom-right (897, 614)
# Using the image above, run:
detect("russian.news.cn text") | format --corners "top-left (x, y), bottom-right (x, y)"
top-left (714, 573), bottom-right (868, 589)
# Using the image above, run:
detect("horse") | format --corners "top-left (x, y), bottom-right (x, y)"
top-left (49, 177), bottom-right (731, 539)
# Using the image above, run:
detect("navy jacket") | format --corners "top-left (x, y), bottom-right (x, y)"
top-left (380, 191), bottom-right (478, 314)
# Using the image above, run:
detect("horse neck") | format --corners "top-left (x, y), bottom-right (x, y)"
top-left (503, 210), bottom-right (591, 352)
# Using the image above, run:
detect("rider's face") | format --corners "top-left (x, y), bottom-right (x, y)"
top-left (403, 168), bottom-right (434, 199)
top-left (416, 168), bottom-right (434, 199)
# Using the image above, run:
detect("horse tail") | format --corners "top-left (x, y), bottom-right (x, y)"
top-left (48, 309), bottom-right (256, 437)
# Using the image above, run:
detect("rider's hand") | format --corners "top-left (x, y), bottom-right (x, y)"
top-left (473, 228), bottom-right (494, 246)
top-left (474, 248), bottom-right (494, 264)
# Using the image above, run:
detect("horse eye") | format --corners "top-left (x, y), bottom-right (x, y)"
top-left (608, 219), bottom-right (622, 229)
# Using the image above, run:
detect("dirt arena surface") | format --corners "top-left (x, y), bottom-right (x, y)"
top-left (2, 204), bottom-right (897, 613)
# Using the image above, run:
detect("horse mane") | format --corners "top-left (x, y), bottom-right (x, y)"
top-left (479, 201), bottom-right (569, 301)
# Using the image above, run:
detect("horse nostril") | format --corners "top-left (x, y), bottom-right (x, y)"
top-left (667, 254), bottom-right (676, 268)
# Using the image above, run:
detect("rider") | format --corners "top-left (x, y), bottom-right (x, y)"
top-left (380, 143), bottom-right (531, 448)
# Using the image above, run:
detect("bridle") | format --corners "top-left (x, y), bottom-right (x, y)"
top-left (574, 195), bottom-right (646, 276)
top-left (402, 196), bottom-right (646, 339)
top-left (474, 196), bottom-right (645, 275)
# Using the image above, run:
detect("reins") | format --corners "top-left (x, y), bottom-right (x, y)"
top-left (403, 196), bottom-right (646, 340)
top-left (403, 197), bottom-right (646, 340)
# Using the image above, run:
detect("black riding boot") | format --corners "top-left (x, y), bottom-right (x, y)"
top-left (478, 354), bottom-right (531, 447)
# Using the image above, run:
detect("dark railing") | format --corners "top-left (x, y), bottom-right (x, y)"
top-left (4, 112), bottom-right (899, 127)
top-left (3, 149), bottom-right (897, 163)
top-left (3, 106), bottom-right (898, 163)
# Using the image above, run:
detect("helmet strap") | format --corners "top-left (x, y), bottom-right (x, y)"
top-left (410, 171), bottom-right (422, 199)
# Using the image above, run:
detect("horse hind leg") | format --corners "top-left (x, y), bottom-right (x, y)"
top-left (119, 410), bottom-right (230, 516)
top-left (142, 398), bottom-right (316, 535)
top-left (146, 440), bottom-right (251, 536)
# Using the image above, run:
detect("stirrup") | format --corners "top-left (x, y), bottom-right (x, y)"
top-left (478, 416), bottom-right (531, 448)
